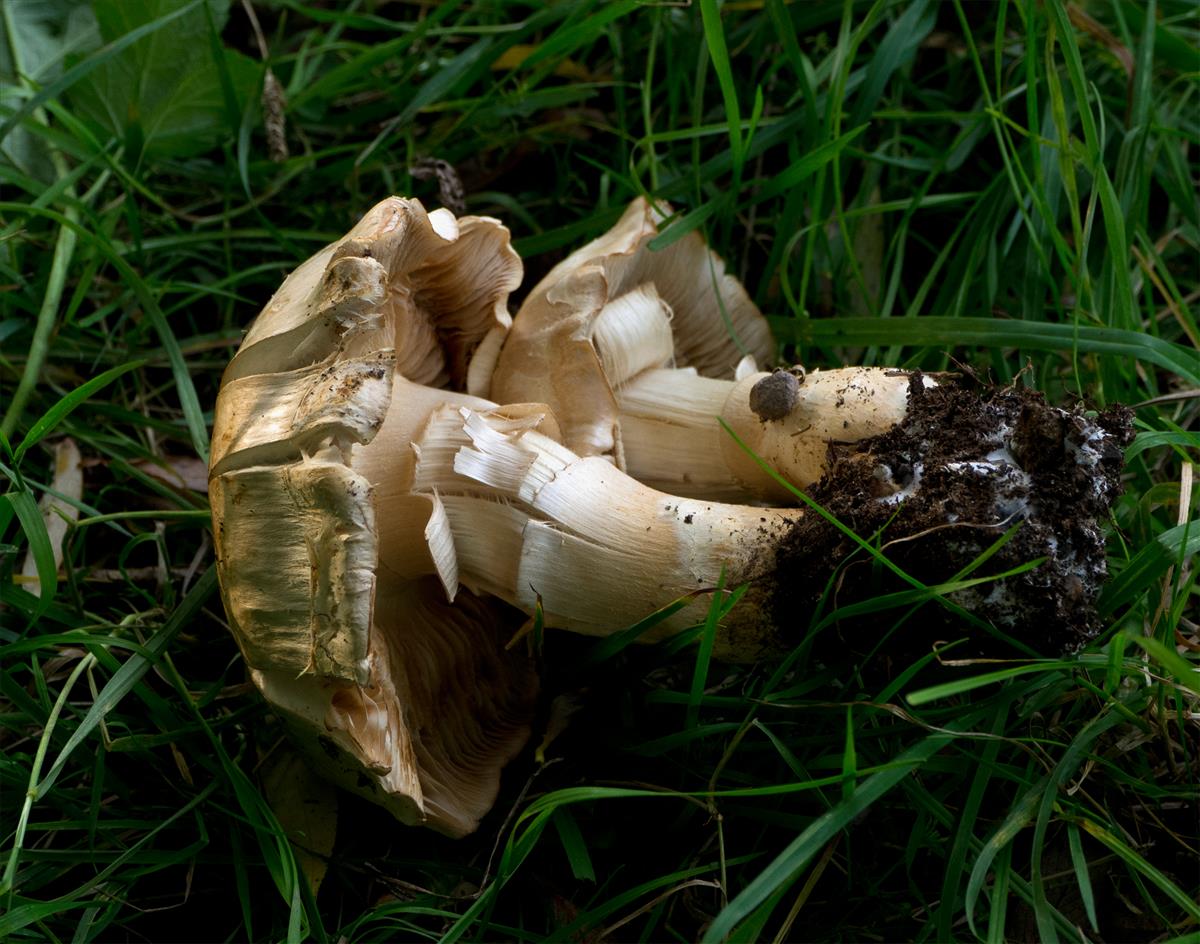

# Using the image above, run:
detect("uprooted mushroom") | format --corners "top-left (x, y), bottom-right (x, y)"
top-left (210, 196), bottom-right (1132, 835)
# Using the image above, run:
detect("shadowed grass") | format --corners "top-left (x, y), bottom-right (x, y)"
top-left (1, 0), bottom-right (1196, 940)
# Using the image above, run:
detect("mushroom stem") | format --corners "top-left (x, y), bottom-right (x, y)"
top-left (406, 405), bottom-right (803, 661)
top-left (489, 196), bottom-right (937, 504)
top-left (615, 365), bottom-right (930, 502)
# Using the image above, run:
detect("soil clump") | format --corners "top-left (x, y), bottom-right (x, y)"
top-left (772, 375), bottom-right (1134, 657)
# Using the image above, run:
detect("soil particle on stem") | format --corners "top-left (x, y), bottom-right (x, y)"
top-left (750, 369), bottom-right (803, 421)
top-left (770, 375), bottom-right (1134, 656)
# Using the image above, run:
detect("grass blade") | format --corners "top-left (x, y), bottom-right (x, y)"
top-left (907, 661), bottom-right (1078, 705)
top-left (687, 569), bottom-right (728, 730)
top-left (1076, 817), bottom-right (1200, 923)
top-left (1066, 822), bottom-right (1099, 934)
top-left (36, 565), bottom-right (217, 797)
top-left (750, 124), bottom-right (869, 204)
top-left (1100, 519), bottom-right (1200, 614)
top-left (965, 777), bottom-right (1046, 936)
top-left (1124, 632), bottom-right (1200, 696)
top-left (0, 652), bottom-right (94, 896)
top-left (14, 360), bottom-right (144, 463)
top-left (699, 0), bottom-right (744, 178)
top-left (775, 315), bottom-right (1200, 386)
top-left (552, 808), bottom-right (596, 882)
top-left (2, 487), bottom-right (56, 607)
top-left (701, 711), bottom-right (986, 943)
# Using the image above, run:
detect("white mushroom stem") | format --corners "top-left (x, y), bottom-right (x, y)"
top-left (491, 198), bottom-right (936, 504)
top-left (489, 197), bottom-right (777, 468)
top-left (394, 405), bottom-right (804, 661)
top-left (615, 365), bottom-right (927, 503)
top-left (549, 265), bottom-right (932, 502)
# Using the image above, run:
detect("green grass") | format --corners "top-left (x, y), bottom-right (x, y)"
top-left (2, 0), bottom-right (1198, 940)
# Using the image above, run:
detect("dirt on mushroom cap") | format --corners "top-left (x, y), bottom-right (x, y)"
top-left (769, 375), bottom-right (1134, 658)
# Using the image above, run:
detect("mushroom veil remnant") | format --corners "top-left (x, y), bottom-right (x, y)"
top-left (211, 195), bottom-right (1133, 835)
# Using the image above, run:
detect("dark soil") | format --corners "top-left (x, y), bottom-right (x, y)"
top-left (772, 375), bottom-right (1134, 657)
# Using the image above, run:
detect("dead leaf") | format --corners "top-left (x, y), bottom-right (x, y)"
top-left (260, 748), bottom-right (338, 897)
top-left (170, 741), bottom-right (195, 787)
top-left (535, 690), bottom-right (587, 764)
top-left (491, 44), bottom-right (592, 81)
top-left (1067, 3), bottom-right (1134, 80)
top-left (262, 69), bottom-right (289, 163)
top-left (409, 157), bottom-right (465, 216)
top-left (133, 455), bottom-right (209, 493)
top-left (21, 438), bottom-right (83, 595)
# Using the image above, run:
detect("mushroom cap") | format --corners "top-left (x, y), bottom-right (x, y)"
top-left (490, 197), bottom-right (775, 464)
top-left (209, 197), bottom-right (537, 836)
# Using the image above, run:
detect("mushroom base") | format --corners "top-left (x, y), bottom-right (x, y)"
top-left (767, 376), bottom-right (1134, 658)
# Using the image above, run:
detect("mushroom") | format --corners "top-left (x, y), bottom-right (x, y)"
top-left (209, 197), bottom-right (537, 836)
top-left (490, 197), bottom-right (923, 502)
top-left (211, 196), bottom-right (1132, 835)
